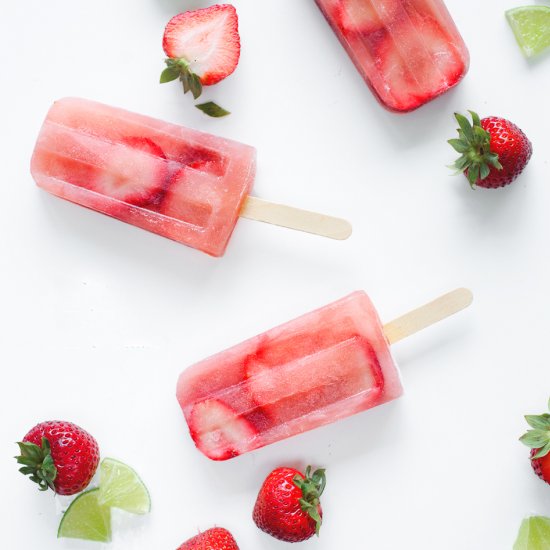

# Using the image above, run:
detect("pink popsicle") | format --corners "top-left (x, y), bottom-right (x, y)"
top-left (177, 288), bottom-right (472, 460)
top-left (31, 98), bottom-right (256, 257)
top-left (315, 0), bottom-right (470, 112)
top-left (177, 292), bottom-right (403, 460)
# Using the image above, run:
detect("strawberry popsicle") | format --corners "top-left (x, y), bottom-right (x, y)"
top-left (315, 0), bottom-right (469, 112)
top-left (31, 98), bottom-right (351, 257)
top-left (177, 289), bottom-right (472, 460)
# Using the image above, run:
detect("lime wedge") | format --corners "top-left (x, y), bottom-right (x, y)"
top-left (506, 6), bottom-right (550, 58)
top-left (514, 516), bottom-right (550, 550)
top-left (58, 488), bottom-right (112, 542)
top-left (98, 458), bottom-right (151, 514)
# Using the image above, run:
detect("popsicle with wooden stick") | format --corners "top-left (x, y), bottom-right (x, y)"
top-left (31, 98), bottom-right (351, 257)
top-left (176, 288), bottom-right (473, 460)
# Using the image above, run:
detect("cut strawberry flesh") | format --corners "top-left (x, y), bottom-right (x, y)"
top-left (315, 0), bottom-right (469, 111)
top-left (177, 292), bottom-right (403, 460)
top-left (187, 399), bottom-right (259, 461)
top-left (163, 4), bottom-right (240, 86)
top-left (245, 336), bottom-right (385, 432)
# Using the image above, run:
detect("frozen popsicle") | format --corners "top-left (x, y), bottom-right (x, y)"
top-left (177, 288), bottom-right (472, 460)
top-left (31, 98), bottom-right (351, 257)
top-left (315, 0), bottom-right (470, 112)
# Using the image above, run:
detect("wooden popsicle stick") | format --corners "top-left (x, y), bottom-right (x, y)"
top-left (240, 196), bottom-right (352, 240)
top-left (383, 288), bottom-right (473, 345)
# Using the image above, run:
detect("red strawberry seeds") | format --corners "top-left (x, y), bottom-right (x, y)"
top-left (253, 466), bottom-right (326, 543)
top-left (449, 111), bottom-right (532, 188)
top-left (16, 420), bottom-right (100, 496)
top-left (177, 527), bottom-right (239, 550)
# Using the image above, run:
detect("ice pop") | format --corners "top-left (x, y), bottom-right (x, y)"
top-left (31, 98), bottom-right (351, 257)
top-left (177, 288), bottom-right (472, 460)
top-left (315, 0), bottom-right (470, 112)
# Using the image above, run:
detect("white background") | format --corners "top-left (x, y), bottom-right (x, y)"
top-left (2, 0), bottom-right (550, 548)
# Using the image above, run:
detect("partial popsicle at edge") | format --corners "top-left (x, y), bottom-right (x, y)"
top-left (176, 288), bottom-right (473, 460)
top-left (31, 98), bottom-right (351, 257)
top-left (314, 0), bottom-right (470, 112)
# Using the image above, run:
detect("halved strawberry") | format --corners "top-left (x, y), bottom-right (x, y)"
top-left (375, 19), bottom-right (465, 111)
top-left (245, 336), bottom-right (384, 427)
top-left (162, 4), bottom-right (240, 86)
top-left (336, 0), bottom-right (397, 34)
top-left (91, 136), bottom-right (168, 207)
top-left (187, 399), bottom-right (258, 461)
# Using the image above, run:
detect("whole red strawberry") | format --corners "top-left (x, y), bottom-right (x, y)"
top-left (177, 527), bottom-right (239, 550)
top-left (521, 399), bottom-right (550, 485)
top-left (253, 466), bottom-right (326, 543)
top-left (15, 421), bottom-right (100, 496)
top-left (449, 111), bottom-right (532, 188)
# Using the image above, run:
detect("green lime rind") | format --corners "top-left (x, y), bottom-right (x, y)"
top-left (57, 488), bottom-right (112, 542)
top-left (98, 458), bottom-right (151, 515)
top-left (506, 6), bottom-right (550, 58)
top-left (514, 516), bottom-right (550, 550)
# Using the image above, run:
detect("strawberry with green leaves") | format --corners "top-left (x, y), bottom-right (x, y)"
top-left (253, 466), bottom-right (326, 543)
top-left (160, 4), bottom-right (240, 117)
top-left (448, 111), bottom-right (532, 189)
top-left (15, 420), bottom-right (99, 496)
top-left (520, 398), bottom-right (550, 485)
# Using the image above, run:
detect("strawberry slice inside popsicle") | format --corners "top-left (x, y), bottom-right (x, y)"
top-left (245, 336), bottom-right (384, 430)
top-left (187, 399), bottom-right (259, 461)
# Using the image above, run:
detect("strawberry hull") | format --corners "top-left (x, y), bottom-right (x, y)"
top-left (177, 292), bottom-right (403, 460)
top-left (31, 98), bottom-right (256, 257)
top-left (315, 0), bottom-right (469, 112)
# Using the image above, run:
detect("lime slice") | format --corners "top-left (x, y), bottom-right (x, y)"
top-left (514, 516), bottom-right (550, 550)
top-left (58, 488), bottom-right (112, 542)
top-left (98, 458), bottom-right (151, 514)
top-left (506, 6), bottom-right (550, 58)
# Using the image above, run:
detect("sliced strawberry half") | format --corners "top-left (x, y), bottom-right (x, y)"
top-left (187, 399), bottom-right (258, 461)
top-left (375, 19), bottom-right (466, 111)
top-left (90, 136), bottom-right (168, 207)
top-left (336, 0), bottom-right (399, 34)
top-left (245, 336), bottom-right (384, 427)
top-left (162, 4), bottom-right (240, 86)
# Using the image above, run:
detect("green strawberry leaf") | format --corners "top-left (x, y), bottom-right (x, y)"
top-left (160, 66), bottom-right (180, 84)
top-left (189, 73), bottom-right (203, 100)
top-left (448, 139), bottom-right (469, 153)
top-left (533, 440), bottom-right (550, 459)
top-left (195, 102), bottom-right (231, 118)
top-left (525, 414), bottom-right (550, 430)
top-left (454, 113), bottom-right (474, 141)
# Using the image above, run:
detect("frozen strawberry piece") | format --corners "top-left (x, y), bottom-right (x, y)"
top-left (336, 0), bottom-right (399, 33)
top-left (177, 292), bottom-right (402, 460)
top-left (315, 0), bottom-right (469, 112)
top-left (163, 4), bottom-right (240, 86)
top-left (32, 125), bottom-right (168, 207)
top-left (45, 98), bottom-right (228, 176)
top-left (187, 399), bottom-right (259, 461)
top-left (246, 337), bottom-right (385, 428)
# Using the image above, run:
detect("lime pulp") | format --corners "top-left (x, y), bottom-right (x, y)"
top-left (514, 516), bottom-right (550, 550)
top-left (506, 6), bottom-right (550, 58)
top-left (98, 457), bottom-right (151, 514)
top-left (57, 488), bottom-right (112, 542)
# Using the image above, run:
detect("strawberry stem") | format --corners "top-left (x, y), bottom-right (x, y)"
top-left (15, 437), bottom-right (57, 492)
top-left (293, 466), bottom-right (326, 536)
top-left (520, 398), bottom-right (550, 459)
top-left (448, 111), bottom-right (503, 188)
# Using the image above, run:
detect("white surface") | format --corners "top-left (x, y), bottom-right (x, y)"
top-left (1, 1), bottom-right (550, 548)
